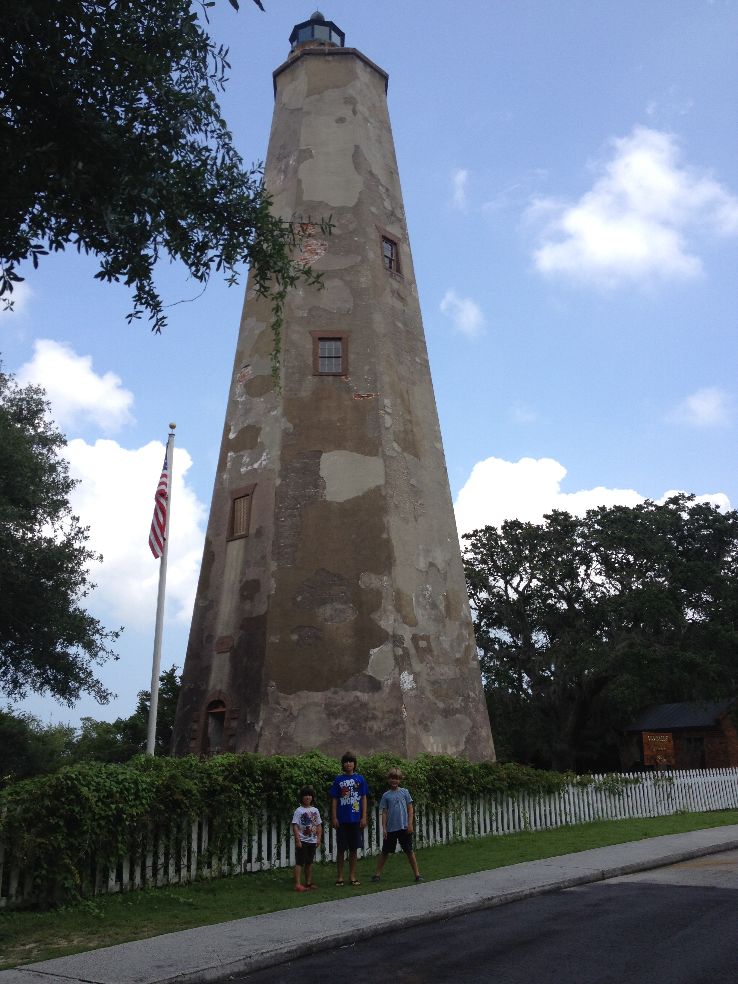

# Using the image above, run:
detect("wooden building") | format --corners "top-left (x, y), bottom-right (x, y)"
top-left (621, 699), bottom-right (738, 770)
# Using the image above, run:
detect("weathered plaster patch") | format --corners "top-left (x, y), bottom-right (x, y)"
top-left (240, 450), bottom-right (269, 474)
top-left (317, 602), bottom-right (358, 624)
top-left (394, 588), bottom-right (418, 627)
top-left (314, 277), bottom-right (353, 314)
top-left (299, 95), bottom-right (363, 206)
top-left (293, 703), bottom-right (332, 747)
top-left (311, 252), bottom-right (361, 272)
top-left (367, 642), bottom-right (394, 681)
top-left (422, 714), bottom-right (473, 756)
top-left (245, 375), bottom-right (275, 399)
top-left (280, 71), bottom-right (308, 111)
top-left (227, 425), bottom-right (260, 451)
top-left (400, 671), bottom-right (416, 693)
top-left (320, 451), bottom-right (385, 502)
top-left (294, 568), bottom-right (352, 609)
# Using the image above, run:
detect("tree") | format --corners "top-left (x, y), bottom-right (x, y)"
top-left (0, 666), bottom-right (181, 784)
top-left (0, 710), bottom-right (76, 787)
top-left (463, 495), bottom-right (738, 772)
top-left (72, 665), bottom-right (182, 762)
top-left (1, 0), bottom-right (322, 353)
top-left (0, 367), bottom-right (119, 703)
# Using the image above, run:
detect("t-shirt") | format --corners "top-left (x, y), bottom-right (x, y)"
top-left (291, 805), bottom-right (322, 844)
top-left (330, 772), bottom-right (369, 824)
top-left (379, 787), bottom-right (413, 832)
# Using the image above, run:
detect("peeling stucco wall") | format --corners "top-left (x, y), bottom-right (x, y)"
top-left (172, 44), bottom-right (495, 762)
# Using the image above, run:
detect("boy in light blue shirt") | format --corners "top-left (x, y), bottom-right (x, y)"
top-left (371, 767), bottom-right (423, 883)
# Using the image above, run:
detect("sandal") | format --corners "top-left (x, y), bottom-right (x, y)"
top-left (350, 879), bottom-right (361, 886)
top-left (335, 879), bottom-right (344, 886)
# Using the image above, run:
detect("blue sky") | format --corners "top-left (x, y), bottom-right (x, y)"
top-left (3, 0), bottom-right (737, 727)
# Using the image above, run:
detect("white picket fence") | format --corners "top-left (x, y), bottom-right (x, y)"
top-left (2, 767), bottom-right (737, 907)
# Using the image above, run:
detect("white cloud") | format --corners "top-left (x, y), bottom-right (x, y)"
top-left (528, 126), bottom-right (738, 286)
top-left (451, 168), bottom-right (469, 210)
top-left (668, 387), bottom-right (732, 427)
top-left (454, 455), bottom-right (731, 535)
top-left (64, 438), bottom-right (206, 630)
top-left (16, 339), bottom-right (134, 433)
top-left (440, 289), bottom-right (486, 338)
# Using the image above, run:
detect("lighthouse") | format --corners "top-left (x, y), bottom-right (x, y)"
top-left (172, 12), bottom-right (495, 762)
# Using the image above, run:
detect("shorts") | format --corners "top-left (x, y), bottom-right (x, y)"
top-left (336, 823), bottom-right (364, 852)
top-left (381, 829), bottom-right (413, 855)
top-left (295, 843), bottom-right (317, 866)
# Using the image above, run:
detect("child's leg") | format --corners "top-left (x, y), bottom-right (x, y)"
top-left (373, 851), bottom-right (388, 876)
top-left (293, 863), bottom-right (303, 888)
top-left (405, 849), bottom-right (421, 878)
top-left (348, 848), bottom-right (358, 883)
top-left (336, 848), bottom-right (345, 883)
top-left (304, 860), bottom-right (314, 887)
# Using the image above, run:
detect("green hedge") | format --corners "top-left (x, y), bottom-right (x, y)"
top-left (0, 751), bottom-right (624, 906)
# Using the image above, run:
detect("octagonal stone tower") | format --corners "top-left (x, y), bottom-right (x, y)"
top-left (172, 13), bottom-right (495, 761)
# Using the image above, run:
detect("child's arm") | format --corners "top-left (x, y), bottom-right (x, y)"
top-left (359, 793), bottom-right (367, 828)
top-left (380, 806), bottom-right (388, 836)
top-left (292, 822), bottom-right (302, 847)
top-left (406, 802), bottom-right (414, 834)
top-left (331, 796), bottom-right (339, 829)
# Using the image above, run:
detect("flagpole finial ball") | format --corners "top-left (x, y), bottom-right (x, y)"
top-left (169, 422), bottom-right (177, 430)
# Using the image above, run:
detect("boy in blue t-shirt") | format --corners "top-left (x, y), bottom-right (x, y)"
top-left (330, 751), bottom-right (369, 886)
top-left (371, 767), bottom-right (423, 883)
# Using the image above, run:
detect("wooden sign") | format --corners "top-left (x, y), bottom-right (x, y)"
top-left (643, 731), bottom-right (675, 767)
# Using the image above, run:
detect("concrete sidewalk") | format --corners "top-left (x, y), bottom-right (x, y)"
top-left (3, 824), bottom-right (738, 984)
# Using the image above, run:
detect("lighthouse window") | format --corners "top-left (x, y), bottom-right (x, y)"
top-left (228, 486), bottom-right (255, 540)
top-left (312, 332), bottom-right (348, 375)
top-left (382, 236), bottom-right (399, 273)
top-left (319, 338), bottom-right (342, 373)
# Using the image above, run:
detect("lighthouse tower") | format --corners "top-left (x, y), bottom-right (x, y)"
top-left (172, 13), bottom-right (495, 762)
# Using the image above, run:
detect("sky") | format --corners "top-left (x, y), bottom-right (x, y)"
top-left (3, 0), bottom-right (737, 728)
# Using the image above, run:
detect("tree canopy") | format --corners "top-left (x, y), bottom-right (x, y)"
top-left (0, 666), bottom-right (181, 786)
top-left (0, 368), bottom-right (119, 704)
top-left (463, 495), bottom-right (738, 771)
top-left (1, 0), bottom-right (320, 342)
top-left (74, 665), bottom-right (182, 763)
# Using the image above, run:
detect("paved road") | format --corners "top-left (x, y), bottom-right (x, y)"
top-left (231, 849), bottom-right (738, 984)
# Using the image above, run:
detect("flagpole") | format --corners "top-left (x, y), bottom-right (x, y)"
top-left (146, 423), bottom-right (176, 756)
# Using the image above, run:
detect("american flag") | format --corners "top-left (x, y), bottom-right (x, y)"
top-left (149, 452), bottom-right (169, 559)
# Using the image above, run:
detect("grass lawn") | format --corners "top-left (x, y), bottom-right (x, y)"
top-left (1, 809), bottom-right (736, 970)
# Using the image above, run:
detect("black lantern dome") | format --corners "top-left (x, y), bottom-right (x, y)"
top-left (289, 11), bottom-right (345, 51)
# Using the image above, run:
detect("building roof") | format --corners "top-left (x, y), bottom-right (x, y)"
top-left (624, 699), bottom-right (735, 732)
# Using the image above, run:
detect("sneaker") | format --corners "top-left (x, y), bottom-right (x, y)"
top-left (295, 884), bottom-right (308, 892)
top-left (371, 875), bottom-right (381, 883)
top-left (414, 875), bottom-right (424, 883)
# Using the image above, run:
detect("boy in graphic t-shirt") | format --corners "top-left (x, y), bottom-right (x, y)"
top-left (329, 751), bottom-right (369, 886)
top-left (291, 785), bottom-right (322, 892)
top-left (371, 767), bottom-right (423, 883)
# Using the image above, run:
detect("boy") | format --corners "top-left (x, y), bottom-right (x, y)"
top-left (291, 785), bottom-right (322, 892)
top-left (371, 767), bottom-right (423, 883)
top-left (330, 751), bottom-right (369, 886)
